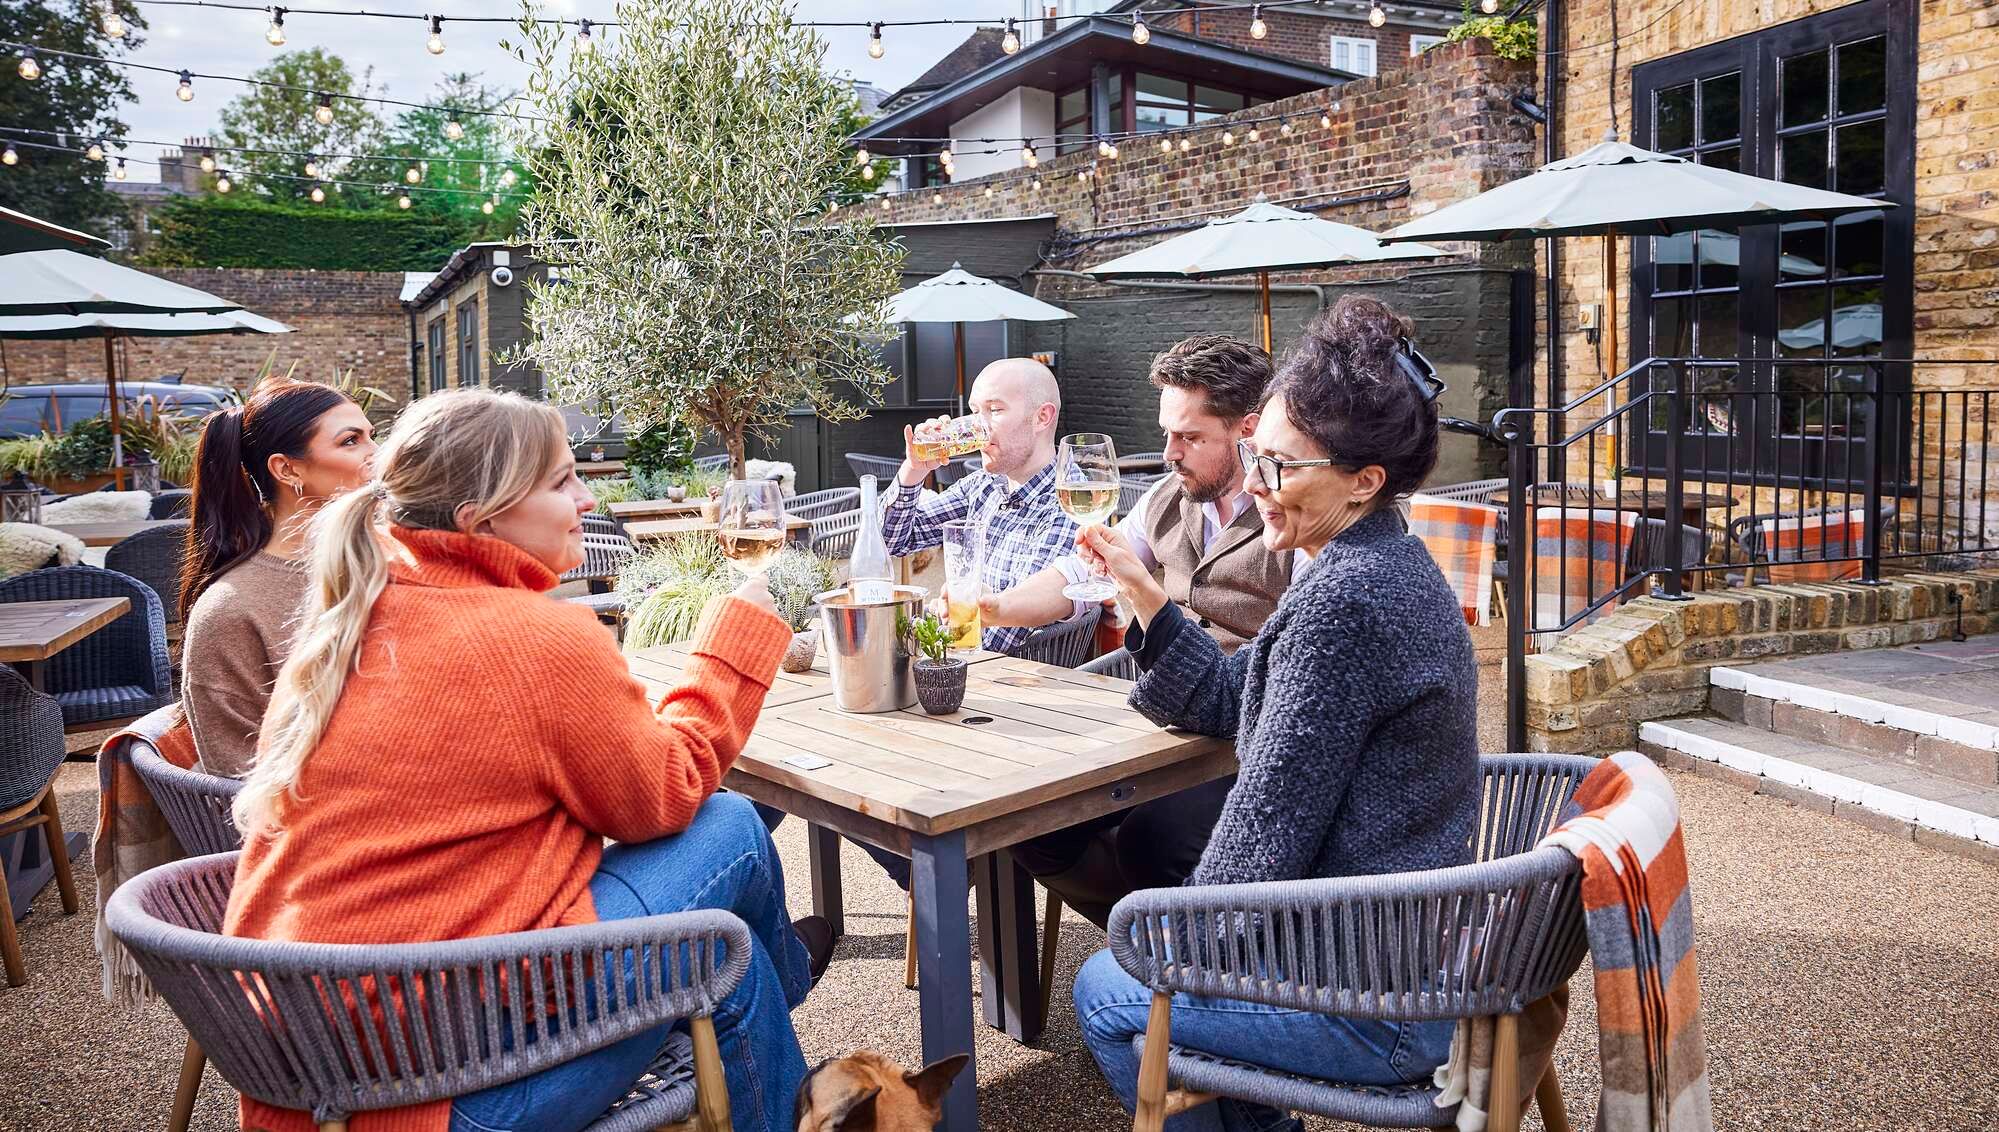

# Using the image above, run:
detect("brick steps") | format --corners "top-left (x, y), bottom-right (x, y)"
top-left (1708, 664), bottom-right (1999, 788)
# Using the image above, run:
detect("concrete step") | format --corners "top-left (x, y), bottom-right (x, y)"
top-left (1638, 716), bottom-right (1999, 861)
top-left (1707, 664), bottom-right (1999, 788)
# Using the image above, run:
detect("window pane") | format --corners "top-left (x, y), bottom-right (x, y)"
top-left (1136, 103), bottom-right (1190, 129)
top-left (1778, 288), bottom-right (1827, 357)
top-left (1697, 293), bottom-right (1738, 357)
top-left (1835, 118), bottom-right (1885, 196)
top-left (1833, 211), bottom-right (1884, 278)
top-left (1780, 50), bottom-right (1829, 127)
top-left (1829, 282), bottom-right (1883, 356)
top-left (1193, 86), bottom-right (1244, 113)
top-left (1656, 83), bottom-right (1694, 151)
top-left (1837, 36), bottom-right (1887, 116)
top-left (1653, 232), bottom-right (1693, 293)
top-left (1695, 231), bottom-right (1738, 289)
top-left (1699, 73), bottom-right (1740, 144)
top-left (1780, 129), bottom-right (1829, 188)
top-left (1137, 73), bottom-right (1185, 101)
top-left (1106, 72), bottom-right (1122, 118)
top-left (1701, 145), bottom-right (1740, 173)
top-left (1779, 221), bottom-right (1828, 280)
top-left (1653, 296), bottom-right (1691, 355)
top-left (912, 322), bottom-right (1006, 403)
top-left (1058, 88), bottom-right (1085, 121)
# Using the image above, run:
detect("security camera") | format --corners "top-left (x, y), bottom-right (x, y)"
top-left (491, 265), bottom-right (514, 287)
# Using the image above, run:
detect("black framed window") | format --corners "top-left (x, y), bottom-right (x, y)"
top-left (456, 301), bottom-right (480, 387)
top-left (426, 319), bottom-right (446, 392)
top-left (1056, 85), bottom-right (1090, 155)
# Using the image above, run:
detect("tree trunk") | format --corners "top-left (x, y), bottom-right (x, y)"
top-left (723, 427), bottom-right (747, 480)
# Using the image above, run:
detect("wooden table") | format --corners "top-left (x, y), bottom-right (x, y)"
top-left (45, 519), bottom-right (184, 548)
top-left (606, 497), bottom-right (704, 522)
top-left (1525, 485), bottom-right (1737, 530)
top-left (624, 643), bottom-right (1234, 1132)
top-left (575, 459), bottom-right (627, 478)
top-left (0, 596), bottom-right (130, 689)
top-left (623, 515), bottom-right (812, 543)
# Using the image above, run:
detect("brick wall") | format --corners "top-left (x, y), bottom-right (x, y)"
top-left (3, 268), bottom-right (411, 405)
top-left (1147, 6), bottom-right (1441, 72)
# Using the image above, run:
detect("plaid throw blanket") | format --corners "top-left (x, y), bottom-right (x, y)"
top-left (1407, 493), bottom-right (1500, 626)
top-left (1435, 752), bottom-right (1714, 1132)
top-left (1529, 507), bottom-right (1632, 632)
top-left (92, 703), bottom-right (196, 1007)
top-left (1759, 508), bottom-right (1864, 583)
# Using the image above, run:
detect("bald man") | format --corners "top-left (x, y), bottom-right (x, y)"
top-left (880, 357), bottom-right (1081, 655)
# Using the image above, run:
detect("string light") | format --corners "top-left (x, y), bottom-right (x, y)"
top-left (867, 22), bottom-right (884, 59)
top-left (1001, 18), bottom-right (1020, 55)
top-left (983, 184), bottom-right (994, 197)
top-left (314, 92), bottom-right (334, 124)
top-left (1368, 3), bottom-right (1386, 27)
top-left (1096, 137), bottom-right (1111, 159)
top-left (1159, 136), bottom-right (1173, 154)
top-left (1481, 0), bottom-right (1500, 10)
top-left (1280, 117), bottom-right (1293, 136)
top-left (302, 156), bottom-right (318, 177)
top-left (1179, 137), bottom-right (1191, 152)
top-left (215, 171), bottom-right (232, 192)
top-left (931, 190), bottom-right (941, 204)
top-left (1249, 5), bottom-right (1269, 38)
top-left (404, 164), bottom-right (421, 183)
top-left (17, 54), bottom-right (41, 81)
top-left (575, 18), bottom-right (594, 54)
top-left (265, 7), bottom-right (287, 46)
top-left (425, 15), bottom-right (445, 55)
top-left (1131, 12), bottom-right (1149, 44)
top-left (499, 167), bottom-right (517, 187)
top-left (481, 198), bottom-right (493, 213)
top-left (102, 7), bottom-right (127, 39)
top-left (84, 138), bottom-right (104, 160)
top-left (3, 144), bottom-right (18, 166)
top-left (444, 116), bottom-right (464, 141)
top-left (1247, 124), bottom-right (1260, 141)
top-left (176, 69), bottom-right (194, 100)
top-left (1021, 144), bottom-right (1037, 168)
top-left (1221, 129), bottom-right (1235, 146)
top-left (1030, 176), bottom-right (1040, 190)
top-left (310, 184), bottom-right (325, 202)
top-left (861, 163), bottom-right (874, 180)
top-left (398, 193), bottom-right (412, 208)
top-left (114, 156), bottom-right (127, 179)
top-left (199, 153), bottom-right (216, 172)
top-left (1320, 105), bottom-right (1333, 129)
top-left (855, 146), bottom-right (869, 166)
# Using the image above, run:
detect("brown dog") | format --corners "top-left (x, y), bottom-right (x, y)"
top-left (794, 1050), bottom-right (969, 1132)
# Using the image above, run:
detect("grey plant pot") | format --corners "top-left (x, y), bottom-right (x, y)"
top-left (913, 657), bottom-right (968, 715)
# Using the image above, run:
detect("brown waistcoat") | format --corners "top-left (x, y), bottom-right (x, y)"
top-left (1138, 480), bottom-right (1293, 653)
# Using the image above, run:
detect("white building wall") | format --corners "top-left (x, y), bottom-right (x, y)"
top-left (948, 87), bottom-right (1054, 181)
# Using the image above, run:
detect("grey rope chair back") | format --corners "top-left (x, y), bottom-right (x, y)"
top-left (1008, 605), bottom-right (1102, 668)
top-left (787, 487), bottom-right (860, 522)
top-left (0, 566), bottom-right (172, 723)
top-left (808, 510), bottom-right (862, 560)
top-left (1079, 647), bottom-right (1140, 680)
top-left (106, 521), bottom-right (192, 623)
top-left (129, 748), bottom-right (242, 856)
top-left (0, 665), bottom-right (65, 812)
top-left (107, 852), bottom-right (753, 1125)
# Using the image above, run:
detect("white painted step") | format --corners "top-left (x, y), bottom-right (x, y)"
top-left (1709, 664), bottom-right (1999, 750)
top-left (1640, 717), bottom-right (1999, 845)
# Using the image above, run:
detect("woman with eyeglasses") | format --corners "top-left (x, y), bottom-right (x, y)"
top-left (1067, 296), bottom-right (1479, 1132)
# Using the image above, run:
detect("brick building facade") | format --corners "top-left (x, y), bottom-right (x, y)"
top-left (1134, 1), bottom-right (1456, 74)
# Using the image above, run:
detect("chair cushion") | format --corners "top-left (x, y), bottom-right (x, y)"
top-left (41, 490), bottom-right (152, 524)
top-left (0, 522), bottom-right (84, 578)
top-left (54, 683), bottom-right (172, 727)
top-left (1133, 1037), bottom-right (1457, 1128)
top-left (583, 1030), bottom-right (698, 1132)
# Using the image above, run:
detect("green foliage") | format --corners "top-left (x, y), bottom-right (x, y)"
top-left (629, 465), bottom-right (728, 501)
top-left (1443, 0), bottom-right (1538, 60)
top-left (214, 48), bottom-right (387, 201)
top-left (620, 534), bottom-right (833, 644)
top-left (624, 420), bottom-right (696, 478)
top-left (364, 74), bottom-right (531, 230)
top-left (137, 194), bottom-right (483, 270)
top-left (585, 476), bottom-right (638, 513)
top-left (0, 0), bottom-right (146, 239)
top-left (910, 609), bottom-right (953, 664)
top-left (765, 548), bottom-right (837, 631)
top-left (506, 0), bottom-right (903, 477)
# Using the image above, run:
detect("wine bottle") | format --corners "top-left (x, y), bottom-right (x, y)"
top-left (851, 474), bottom-right (895, 604)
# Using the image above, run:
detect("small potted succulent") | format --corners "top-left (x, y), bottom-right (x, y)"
top-left (910, 607), bottom-right (967, 715)
top-left (767, 548), bottom-right (837, 673)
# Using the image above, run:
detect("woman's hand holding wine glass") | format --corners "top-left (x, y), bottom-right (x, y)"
top-left (1055, 433), bottom-right (1122, 602)
top-left (717, 478), bottom-right (787, 582)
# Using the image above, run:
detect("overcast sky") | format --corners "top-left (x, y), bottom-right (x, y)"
top-left (113, 1), bottom-right (993, 181)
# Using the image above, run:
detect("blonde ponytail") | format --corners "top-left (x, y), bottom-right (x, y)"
top-left (233, 389), bottom-right (569, 834)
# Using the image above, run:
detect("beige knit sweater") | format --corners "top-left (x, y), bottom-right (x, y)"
top-left (179, 552), bottom-right (308, 777)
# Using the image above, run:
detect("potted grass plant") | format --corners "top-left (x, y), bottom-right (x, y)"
top-left (910, 608), bottom-right (967, 715)
top-left (766, 547), bottom-right (837, 672)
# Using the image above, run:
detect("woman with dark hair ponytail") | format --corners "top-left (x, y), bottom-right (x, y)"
top-left (179, 380), bottom-right (376, 775)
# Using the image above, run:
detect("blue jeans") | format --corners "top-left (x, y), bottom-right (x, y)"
top-left (1072, 949), bottom-right (1455, 1132)
top-left (449, 794), bottom-right (813, 1132)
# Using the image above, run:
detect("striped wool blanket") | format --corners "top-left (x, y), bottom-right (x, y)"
top-left (1435, 751), bottom-right (1713, 1132)
top-left (91, 703), bottom-right (196, 1007)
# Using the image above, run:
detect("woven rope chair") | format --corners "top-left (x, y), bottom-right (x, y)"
top-left (1007, 605), bottom-right (1102, 668)
top-left (691, 454), bottom-right (731, 473)
top-left (1079, 647), bottom-right (1140, 681)
top-left (787, 487), bottom-right (860, 522)
top-left (808, 510), bottom-right (862, 560)
top-left (1112, 753), bottom-right (1597, 1132)
top-left (562, 532), bottom-right (637, 638)
top-left (149, 489), bottom-right (192, 520)
top-left (845, 453), bottom-right (903, 485)
top-left (106, 520), bottom-right (191, 624)
top-left (0, 566), bottom-right (173, 729)
top-left (934, 456), bottom-right (984, 489)
top-left (108, 852), bottom-right (752, 1132)
top-left (0, 665), bottom-right (78, 986)
top-left (1117, 474), bottom-right (1167, 518)
top-left (582, 514), bottom-right (622, 539)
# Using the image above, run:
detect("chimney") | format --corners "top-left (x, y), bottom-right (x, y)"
top-left (1043, 5), bottom-right (1057, 38)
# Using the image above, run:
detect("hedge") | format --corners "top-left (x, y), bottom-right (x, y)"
top-left (138, 195), bottom-right (487, 271)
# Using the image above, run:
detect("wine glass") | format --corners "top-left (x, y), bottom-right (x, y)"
top-left (1055, 433), bottom-right (1121, 602)
top-left (717, 478), bottom-right (787, 577)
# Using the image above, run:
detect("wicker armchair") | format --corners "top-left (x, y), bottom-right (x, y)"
top-left (0, 665), bottom-right (78, 986)
top-left (562, 532), bottom-right (637, 637)
top-left (934, 456), bottom-right (984, 489)
top-left (787, 487), bottom-right (861, 522)
top-left (149, 489), bottom-right (192, 520)
top-left (1007, 605), bottom-right (1102, 668)
top-left (692, 453), bottom-right (732, 473)
top-left (845, 453), bottom-right (903, 485)
top-left (1080, 647), bottom-right (1140, 680)
top-left (808, 510), bottom-right (862, 560)
top-left (106, 520), bottom-right (191, 623)
top-left (0, 566), bottom-right (173, 729)
top-left (109, 852), bottom-right (749, 1132)
top-left (1111, 753), bottom-right (1597, 1132)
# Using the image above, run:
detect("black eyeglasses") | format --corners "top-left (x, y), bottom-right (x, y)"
top-left (1237, 438), bottom-right (1334, 492)
top-left (1240, 338), bottom-right (1445, 492)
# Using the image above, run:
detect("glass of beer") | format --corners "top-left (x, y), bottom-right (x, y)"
top-left (912, 414), bottom-right (992, 463)
top-left (717, 478), bottom-right (787, 577)
top-left (941, 519), bottom-right (984, 649)
top-left (1055, 433), bottom-right (1121, 602)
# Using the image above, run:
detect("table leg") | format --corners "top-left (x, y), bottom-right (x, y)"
top-left (972, 850), bottom-right (1045, 1042)
top-left (805, 823), bottom-right (845, 940)
top-left (910, 829), bottom-right (976, 1132)
top-left (7, 660), bottom-right (41, 692)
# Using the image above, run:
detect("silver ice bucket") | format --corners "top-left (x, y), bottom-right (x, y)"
top-left (815, 584), bottom-right (927, 713)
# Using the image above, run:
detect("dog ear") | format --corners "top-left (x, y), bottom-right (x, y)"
top-left (903, 1053), bottom-right (971, 1109)
top-left (828, 1085), bottom-right (880, 1131)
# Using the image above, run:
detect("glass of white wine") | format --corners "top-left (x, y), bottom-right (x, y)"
top-left (717, 479), bottom-right (787, 578)
top-left (1055, 433), bottom-right (1121, 602)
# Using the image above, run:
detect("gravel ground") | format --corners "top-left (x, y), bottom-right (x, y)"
top-left (5, 648), bottom-right (1997, 1132)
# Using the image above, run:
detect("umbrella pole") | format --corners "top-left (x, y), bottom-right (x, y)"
top-left (1258, 271), bottom-right (1273, 355)
top-left (953, 322), bottom-right (966, 418)
top-left (1603, 233), bottom-right (1620, 488)
top-left (104, 333), bottom-right (125, 491)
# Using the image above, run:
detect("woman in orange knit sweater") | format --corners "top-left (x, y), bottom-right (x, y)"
top-left (222, 389), bottom-right (827, 1132)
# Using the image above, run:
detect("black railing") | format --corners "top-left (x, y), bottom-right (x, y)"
top-left (1494, 356), bottom-right (1999, 751)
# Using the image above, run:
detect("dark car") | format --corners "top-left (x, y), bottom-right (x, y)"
top-left (0, 379), bottom-right (240, 439)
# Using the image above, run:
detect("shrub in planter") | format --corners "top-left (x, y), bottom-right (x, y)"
top-left (909, 609), bottom-right (966, 715)
top-left (767, 549), bottom-right (837, 672)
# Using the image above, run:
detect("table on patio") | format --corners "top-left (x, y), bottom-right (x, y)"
top-left (606, 497), bottom-right (705, 522)
top-left (623, 514), bottom-right (812, 543)
top-left (574, 459), bottom-right (627, 478)
top-left (1525, 484), bottom-right (1738, 530)
top-left (45, 519), bottom-right (184, 548)
top-left (624, 643), bottom-right (1235, 1132)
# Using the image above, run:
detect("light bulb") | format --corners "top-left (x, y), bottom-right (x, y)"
top-left (177, 71), bottom-right (194, 101)
top-left (398, 193), bottom-right (412, 209)
top-left (1280, 118), bottom-right (1293, 136)
top-left (1001, 18), bottom-right (1020, 55)
top-left (499, 168), bottom-right (517, 187)
top-left (1131, 14), bottom-right (1149, 44)
top-left (932, 191), bottom-right (942, 204)
top-left (1, 145), bottom-right (15, 166)
top-left (1250, 5), bottom-right (1267, 38)
top-left (425, 16), bottom-right (445, 55)
top-left (266, 7), bottom-right (286, 46)
top-left (575, 18), bottom-right (594, 54)
top-left (303, 158), bottom-right (319, 177)
top-left (85, 140), bottom-right (104, 161)
top-left (1221, 129), bottom-right (1235, 146)
top-left (1096, 139), bottom-right (1110, 158)
top-left (1030, 176), bottom-right (1040, 190)
top-left (1248, 125), bottom-right (1260, 142)
top-left (18, 55), bottom-right (41, 81)
top-left (861, 163), bottom-right (875, 181)
top-left (1179, 137), bottom-right (1191, 152)
top-left (314, 93), bottom-right (334, 125)
top-left (1108, 142), bottom-right (1119, 159)
top-left (984, 184), bottom-right (994, 198)
top-left (1160, 137), bottom-right (1174, 154)
top-left (855, 147), bottom-right (869, 166)
top-left (880, 195), bottom-right (890, 210)
top-left (867, 22), bottom-right (883, 59)
top-left (481, 199), bottom-right (493, 214)
top-left (199, 153), bottom-right (216, 173)
top-left (1022, 145), bottom-right (1037, 168)
top-left (1368, 3), bottom-right (1386, 27)
top-left (310, 185), bottom-right (325, 202)
top-left (215, 173), bottom-right (231, 193)
top-left (405, 165), bottom-right (421, 184)
top-left (102, 9), bottom-right (127, 38)
top-left (1481, 0), bottom-right (1499, 10)
top-left (1078, 167), bottom-right (1091, 182)
top-left (1320, 108), bottom-right (1333, 129)
top-left (445, 118), bottom-right (464, 141)
top-left (114, 157), bottom-right (127, 179)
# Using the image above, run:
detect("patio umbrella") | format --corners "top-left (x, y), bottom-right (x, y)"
top-left (0, 249), bottom-right (244, 317)
top-left (1381, 137), bottom-right (1890, 378)
top-left (0, 206), bottom-right (110, 254)
top-left (876, 264), bottom-right (1074, 414)
top-left (1084, 194), bottom-right (1446, 353)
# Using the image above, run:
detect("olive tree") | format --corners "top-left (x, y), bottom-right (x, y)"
top-left (507, 0), bottom-right (901, 475)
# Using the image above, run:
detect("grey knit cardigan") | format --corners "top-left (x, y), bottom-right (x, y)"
top-left (1128, 506), bottom-right (1480, 887)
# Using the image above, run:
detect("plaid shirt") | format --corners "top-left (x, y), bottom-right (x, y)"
top-left (880, 462), bottom-right (1080, 654)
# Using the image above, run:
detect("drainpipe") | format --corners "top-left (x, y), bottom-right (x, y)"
top-left (1543, 0), bottom-right (1565, 484)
